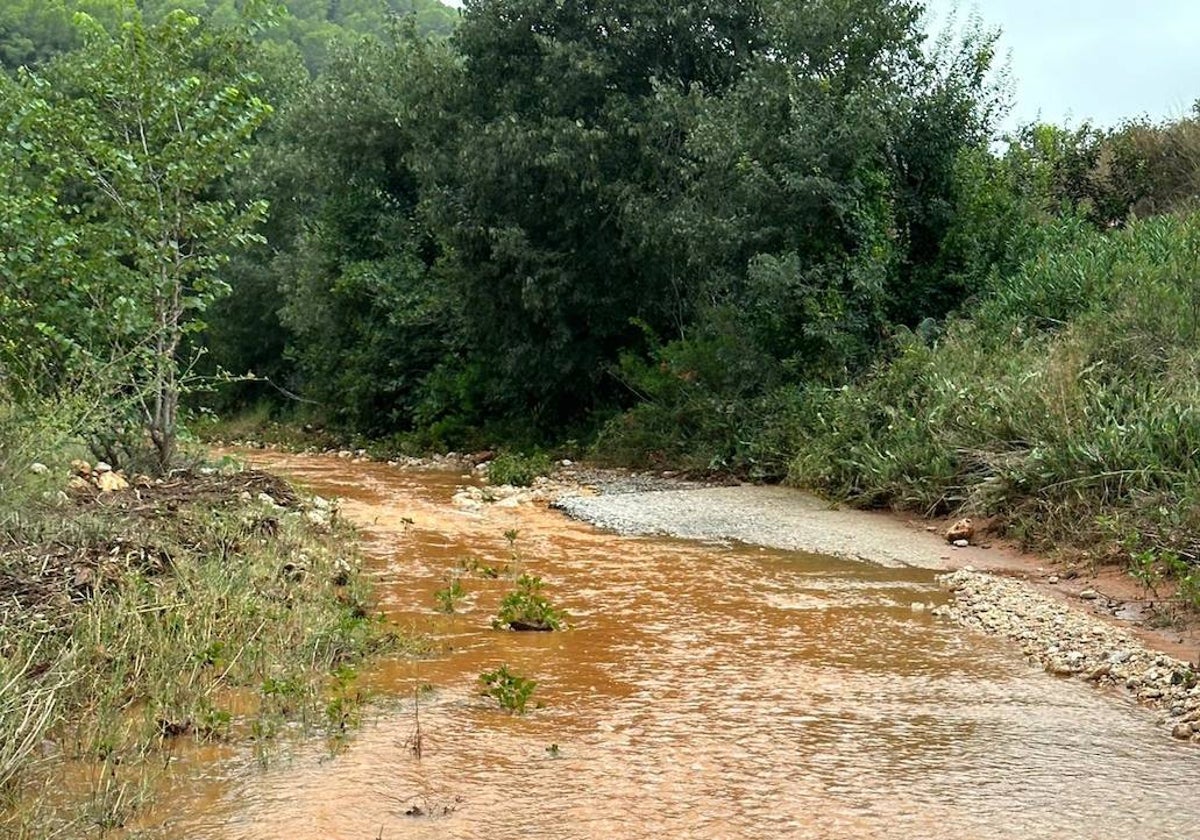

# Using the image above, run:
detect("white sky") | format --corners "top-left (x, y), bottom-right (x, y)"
top-left (438, 1), bottom-right (1200, 130)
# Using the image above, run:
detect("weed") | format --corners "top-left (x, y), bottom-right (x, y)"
top-left (478, 665), bottom-right (537, 714)
top-left (487, 452), bottom-right (552, 487)
top-left (457, 557), bottom-right (502, 579)
top-left (492, 575), bottom-right (566, 632)
top-left (433, 577), bottom-right (466, 614)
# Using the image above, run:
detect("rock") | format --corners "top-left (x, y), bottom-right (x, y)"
top-left (96, 471), bottom-right (129, 493)
top-left (29, 462), bottom-right (49, 475)
top-left (1047, 575), bottom-right (1059, 585)
top-left (952, 539), bottom-right (969, 548)
top-left (1079, 589), bottom-right (1100, 601)
top-left (94, 462), bottom-right (113, 474)
top-left (68, 476), bottom-right (92, 492)
top-left (910, 602), bottom-right (927, 613)
top-left (1173, 723), bottom-right (1193, 740)
top-left (945, 518), bottom-right (974, 544)
top-left (561, 459), bottom-right (574, 467)
top-left (256, 492), bottom-right (280, 508)
top-left (69, 459), bottom-right (92, 477)
top-left (1086, 663), bottom-right (1112, 681)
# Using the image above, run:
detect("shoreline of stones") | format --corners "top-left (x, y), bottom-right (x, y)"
top-left (937, 569), bottom-right (1200, 743)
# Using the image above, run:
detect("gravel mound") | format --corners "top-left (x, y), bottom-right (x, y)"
top-left (554, 484), bottom-right (951, 568)
top-left (940, 570), bottom-right (1200, 741)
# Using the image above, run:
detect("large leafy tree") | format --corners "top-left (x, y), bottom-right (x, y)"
top-left (4, 7), bottom-right (271, 469)
top-left (268, 32), bottom-right (461, 434)
top-left (430, 0), bottom-right (999, 429)
top-left (430, 0), bottom-right (764, 427)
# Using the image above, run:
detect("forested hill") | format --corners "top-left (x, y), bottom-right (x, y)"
top-left (0, 0), bottom-right (458, 71)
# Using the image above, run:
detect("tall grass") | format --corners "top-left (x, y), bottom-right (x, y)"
top-left (789, 211), bottom-right (1200, 566)
top-left (0, 420), bottom-right (417, 832)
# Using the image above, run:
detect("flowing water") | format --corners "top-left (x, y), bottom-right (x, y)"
top-left (145, 453), bottom-right (1200, 839)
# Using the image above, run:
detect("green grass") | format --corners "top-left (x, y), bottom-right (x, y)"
top-left (0, 458), bottom-right (420, 835)
top-left (786, 212), bottom-right (1200, 600)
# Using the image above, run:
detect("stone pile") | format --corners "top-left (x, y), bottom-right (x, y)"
top-left (938, 569), bottom-right (1200, 742)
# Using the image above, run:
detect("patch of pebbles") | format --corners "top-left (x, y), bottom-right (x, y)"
top-left (938, 569), bottom-right (1200, 742)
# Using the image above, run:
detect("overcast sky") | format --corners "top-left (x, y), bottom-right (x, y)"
top-left (439, 1), bottom-right (1200, 130)
top-left (926, 1), bottom-right (1200, 130)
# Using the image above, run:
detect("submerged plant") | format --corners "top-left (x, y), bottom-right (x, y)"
top-left (492, 575), bottom-right (566, 632)
top-left (433, 577), bottom-right (466, 614)
top-left (478, 665), bottom-right (537, 714)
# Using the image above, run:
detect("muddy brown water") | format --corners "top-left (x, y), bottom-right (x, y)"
top-left (142, 453), bottom-right (1200, 839)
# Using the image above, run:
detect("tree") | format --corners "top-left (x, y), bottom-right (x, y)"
top-left (7, 7), bottom-right (271, 469)
top-left (267, 31), bottom-right (461, 434)
top-left (427, 0), bottom-right (763, 428)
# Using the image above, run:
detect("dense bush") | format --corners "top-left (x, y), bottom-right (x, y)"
top-left (789, 212), bottom-right (1200, 559)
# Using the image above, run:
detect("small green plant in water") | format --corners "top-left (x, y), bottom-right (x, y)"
top-left (492, 574), bottom-right (566, 631)
top-left (503, 528), bottom-right (523, 577)
top-left (433, 577), bottom-right (466, 614)
top-left (479, 665), bottom-right (537, 714)
top-left (457, 556), bottom-right (502, 579)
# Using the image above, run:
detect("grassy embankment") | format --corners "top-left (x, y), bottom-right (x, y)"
top-left (0, 435), bottom-right (419, 837)
top-left (789, 211), bottom-right (1200, 601)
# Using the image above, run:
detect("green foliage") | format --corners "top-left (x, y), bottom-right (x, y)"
top-left (0, 0), bottom-right (459, 74)
top-left (3, 9), bottom-right (271, 470)
top-left (433, 576), bottom-right (465, 614)
top-left (486, 451), bottom-right (552, 487)
top-left (787, 212), bottom-right (1200, 570)
top-left (266, 31), bottom-right (461, 435)
top-left (492, 575), bottom-right (566, 632)
top-left (478, 665), bottom-right (537, 714)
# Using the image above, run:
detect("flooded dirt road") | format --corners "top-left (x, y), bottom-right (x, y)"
top-left (151, 453), bottom-right (1200, 839)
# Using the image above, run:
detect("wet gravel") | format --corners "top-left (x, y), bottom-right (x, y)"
top-left (553, 483), bottom-right (951, 569)
top-left (939, 570), bottom-right (1200, 741)
top-left (552, 477), bottom-right (1200, 741)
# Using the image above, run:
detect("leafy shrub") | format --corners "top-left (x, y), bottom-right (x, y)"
top-left (433, 577), bottom-right (465, 614)
top-left (492, 575), bottom-right (566, 632)
top-left (478, 665), bottom-right (537, 715)
top-left (486, 451), bottom-right (552, 487)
